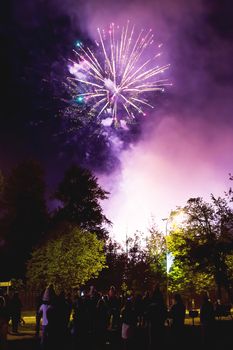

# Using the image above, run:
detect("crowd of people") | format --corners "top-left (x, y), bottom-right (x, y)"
top-left (33, 284), bottom-right (218, 350)
top-left (0, 284), bottom-right (227, 350)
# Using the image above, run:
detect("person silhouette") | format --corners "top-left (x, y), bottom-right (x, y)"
top-left (200, 292), bottom-right (215, 347)
top-left (146, 285), bottom-right (167, 349)
top-left (168, 293), bottom-right (186, 349)
top-left (0, 295), bottom-right (9, 350)
top-left (9, 292), bottom-right (22, 333)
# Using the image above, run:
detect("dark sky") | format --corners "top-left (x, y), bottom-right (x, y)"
top-left (1, 0), bottom-right (144, 188)
top-left (0, 1), bottom-right (232, 162)
top-left (1, 0), bottom-right (233, 236)
top-left (0, 1), bottom-right (80, 185)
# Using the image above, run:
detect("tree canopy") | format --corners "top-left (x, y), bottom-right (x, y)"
top-left (53, 164), bottom-right (111, 239)
top-left (94, 232), bottom-right (164, 295)
top-left (146, 226), bottom-right (167, 287)
top-left (168, 196), bottom-right (233, 301)
top-left (26, 226), bottom-right (106, 292)
top-left (0, 160), bottom-right (48, 279)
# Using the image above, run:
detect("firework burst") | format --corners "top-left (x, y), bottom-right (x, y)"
top-left (67, 22), bottom-right (171, 126)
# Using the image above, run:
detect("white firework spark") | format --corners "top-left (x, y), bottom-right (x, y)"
top-left (68, 22), bottom-right (171, 125)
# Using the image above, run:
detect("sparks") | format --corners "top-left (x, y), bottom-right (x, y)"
top-left (68, 22), bottom-right (171, 126)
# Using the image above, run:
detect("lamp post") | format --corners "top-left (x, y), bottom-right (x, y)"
top-left (162, 217), bottom-right (169, 309)
top-left (162, 211), bottom-right (185, 309)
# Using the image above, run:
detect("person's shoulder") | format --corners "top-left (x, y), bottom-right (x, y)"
top-left (40, 303), bottom-right (48, 311)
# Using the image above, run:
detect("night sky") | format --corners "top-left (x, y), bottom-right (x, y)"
top-left (1, 0), bottom-right (233, 241)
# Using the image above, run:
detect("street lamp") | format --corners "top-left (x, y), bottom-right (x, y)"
top-left (162, 211), bottom-right (185, 309)
top-left (162, 217), bottom-right (169, 309)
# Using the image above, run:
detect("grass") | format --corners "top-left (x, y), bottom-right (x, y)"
top-left (9, 308), bottom-right (232, 336)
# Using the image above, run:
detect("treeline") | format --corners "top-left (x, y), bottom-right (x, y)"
top-left (0, 160), bottom-right (233, 304)
top-left (0, 160), bottom-right (110, 281)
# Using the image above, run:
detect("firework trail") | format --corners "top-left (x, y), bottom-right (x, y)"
top-left (67, 22), bottom-right (170, 126)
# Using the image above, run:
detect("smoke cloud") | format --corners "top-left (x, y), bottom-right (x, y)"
top-left (4, 0), bottom-right (233, 242)
top-left (67, 0), bottom-right (233, 241)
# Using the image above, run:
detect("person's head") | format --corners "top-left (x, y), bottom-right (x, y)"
top-left (202, 291), bottom-right (210, 303)
top-left (103, 294), bottom-right (108, 303)
top-left (0, 296), bottom-right (5, 308)
top-left (109, 285), bottom-right (116, 297)
top-left (151, 286), bottom-right (164, 304)
top-left (13, 291), bottom-right (19, 298)
top-left (42, 285), bottom-right (56, 304)
top-left (97, 298), bottom-right (105, 309)
top-left (124, 298), bottom-right (132, 311)
top-left (59, 290), bottom-right (65, 299)
top-left (89, 285), bottom-right (95, 292)
top-left (173, 293), bottom-right (183, 304)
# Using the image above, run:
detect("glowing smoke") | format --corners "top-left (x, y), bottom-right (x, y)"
top-left (99, 110), bottom-right (233, 243)
top-left (44, 0), bottom-right (233, 242)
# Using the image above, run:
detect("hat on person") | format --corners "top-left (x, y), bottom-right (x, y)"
top-left (42, 284), bottom-right (56, 302)
top-left (42, 288), bottom-right (50, 302)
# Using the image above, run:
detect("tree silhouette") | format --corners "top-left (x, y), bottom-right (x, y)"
top-left (0, 159), bottom-right (48, 279)
top-left (52, 164), bottom-right (111, 239)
